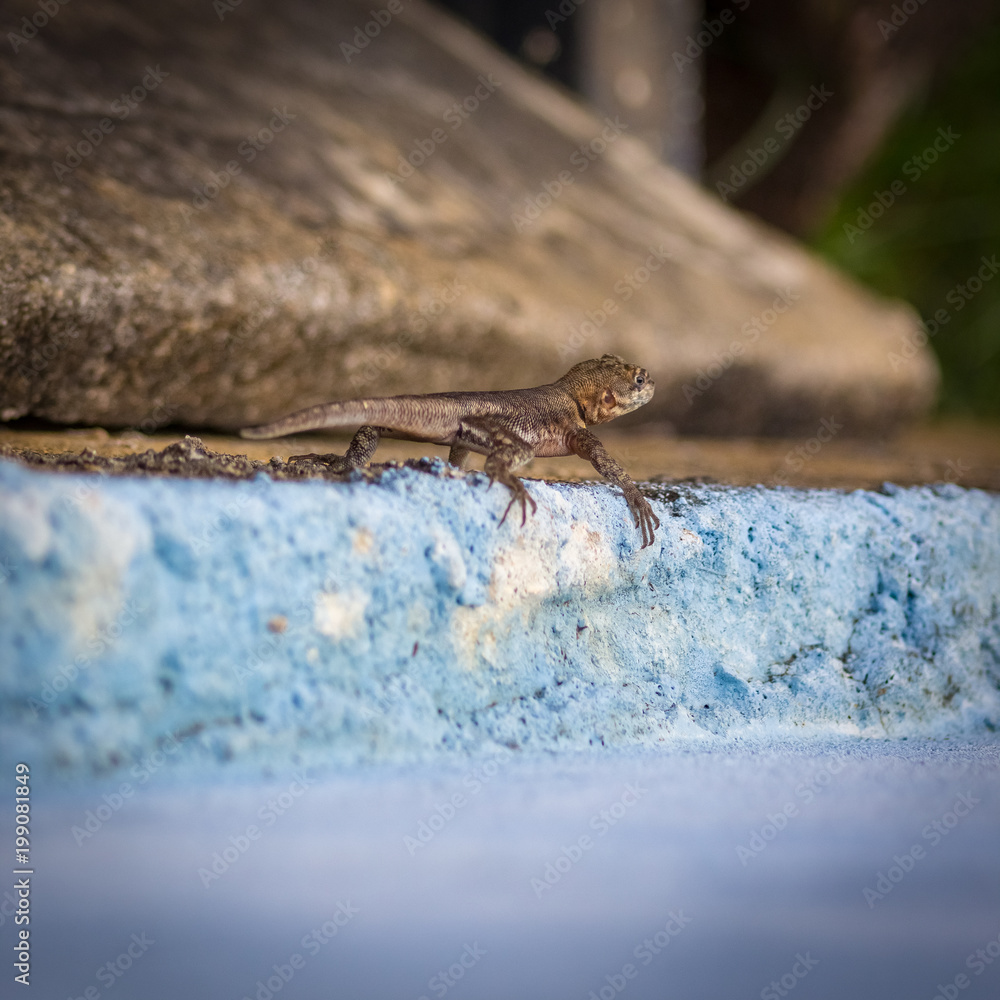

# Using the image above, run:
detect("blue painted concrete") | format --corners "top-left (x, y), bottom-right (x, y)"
top-left (1, 458), bottom-right (998, 781)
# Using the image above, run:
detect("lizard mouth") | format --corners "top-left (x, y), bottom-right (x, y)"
top-left (627, 381), bottom-right (655, 410)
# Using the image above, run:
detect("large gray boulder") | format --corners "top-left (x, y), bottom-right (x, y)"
top-left (0, 0), bottom-right (937, 435)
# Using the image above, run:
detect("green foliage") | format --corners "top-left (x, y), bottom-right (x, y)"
top-left (813, 21), bottom-right (1000, 418)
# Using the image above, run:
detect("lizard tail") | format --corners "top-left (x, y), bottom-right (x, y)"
top-left (239, 395), bottom-right (459, 441)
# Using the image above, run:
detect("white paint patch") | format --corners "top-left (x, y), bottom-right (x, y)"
top-left (488, 522), bottom-right (614, 606)
top-left (721, 647), bottom-right (762, 684)
top-left (669, 706), bottom-right (714, 739)
top-left (453, 519), bottom-right (618, 671)
top-left (678, 528), bottom-right (703, 557)
top-left (352, 527), bottom-right (375, 555)
top-left (488, 540), bottom-right (556, 605)
top-left (314, 589), bottom-right (369, 640)
top-left (560, 522), bottom-right (616, 589)
top-left (428, 527), bottom-right (467, 591)
top-left (69, 491), bottom-right (149, 651)
top-left (1, 486), bottom-right (53, 561)
top-left (407, 600), bottom-right (430, 632)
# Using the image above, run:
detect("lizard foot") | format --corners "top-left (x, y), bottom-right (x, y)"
top-left (626, 490), bottom-right (660, 548)
top-left (497, 480), bottom-right (538, 527)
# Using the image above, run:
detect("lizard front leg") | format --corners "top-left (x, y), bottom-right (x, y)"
top-left (289, 424), bottom-right (381, 471)
top-left (458, 419), bottom-right (538, 526)
top-left (570, 429), bottom-right (659, 547)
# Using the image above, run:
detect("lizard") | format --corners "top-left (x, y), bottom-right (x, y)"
top-left (240, 354), bottom-right (660, 547)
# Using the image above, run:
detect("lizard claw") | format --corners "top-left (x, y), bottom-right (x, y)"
top-left (628, 493), bottom-right (660, 548)
top-left (498, 484), bottom-right (537, 527)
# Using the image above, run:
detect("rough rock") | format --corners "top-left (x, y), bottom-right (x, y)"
top-left (0, 0), bottom-right (937, 435)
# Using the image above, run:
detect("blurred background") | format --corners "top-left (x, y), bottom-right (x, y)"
top-left (441, 0), bottom-right (1000, 421)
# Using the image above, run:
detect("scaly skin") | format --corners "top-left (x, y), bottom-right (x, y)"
top-left (241, 354), bottom-right (660, 547)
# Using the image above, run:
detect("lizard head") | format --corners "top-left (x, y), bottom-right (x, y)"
top-left (559, 354), bottom-right (654, 425)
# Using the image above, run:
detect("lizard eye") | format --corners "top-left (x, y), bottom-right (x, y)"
top-left (634, 374), bottom-right (645, 386)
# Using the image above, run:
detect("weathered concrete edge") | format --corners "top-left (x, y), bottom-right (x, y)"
top-left (0, 458), bottom-right (997, 784)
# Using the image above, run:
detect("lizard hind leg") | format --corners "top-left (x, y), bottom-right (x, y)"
top-left (494, 474), bottom-right (538, 527)
top-left (452, 417), bottom-right (537, 527)
top-left (479, 433), bottom-right (537, 527)
top-left (447, 443), bottom-right (473, 470)
top-left (289, 424), bottom-right (382, 472)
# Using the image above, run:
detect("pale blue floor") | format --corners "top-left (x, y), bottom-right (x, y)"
top-left (16, 738), bottom-right (1000, 999)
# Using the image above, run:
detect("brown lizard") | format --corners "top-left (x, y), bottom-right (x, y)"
top-left (240, 354), bottom-right (660, 547)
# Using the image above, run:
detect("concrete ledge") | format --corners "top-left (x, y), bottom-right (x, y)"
top-left (1, 457), bottom-right (998, 781)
